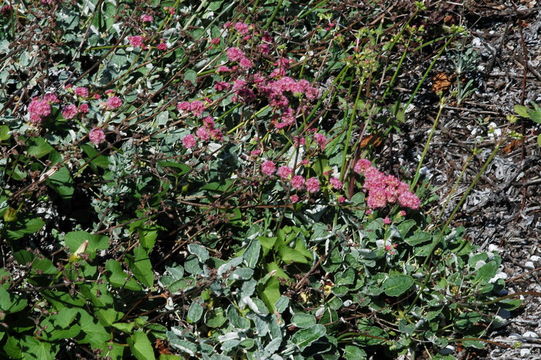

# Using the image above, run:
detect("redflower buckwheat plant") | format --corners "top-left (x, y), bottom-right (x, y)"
top-left (0, 1), bottom-right (515, 359)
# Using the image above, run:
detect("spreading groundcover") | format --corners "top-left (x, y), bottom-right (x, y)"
top-left (0, 1), bottom-right (519, 359)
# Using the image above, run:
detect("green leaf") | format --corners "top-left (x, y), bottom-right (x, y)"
top-left (474, 261), bottom-right (498, 283)
top-left (187, 244), bottom-right (209, 263)
top-left (140, 229), bottom-right (158, 251)
top-left (205, 308), bottom-right (227, 328)
top-left (168, 337), bottom-right (197, 357)
top-left (79, 310), bottom-right (111, 349)
top-left (187, 301), bottom-right (204, 323)
top-left (32, 257), bottom-right (57, 275)
top-left (497, 298), bottom-right (521, 310)
top-left (105, 259), bottom-right (142, 291)
top-left (404, 231), bottom-right (432, 246)
top-left (128, 246), bottom-right (155, 288)
top-left (6, 217), bottom-right (45, 240)
top-left (55, 307), bottom-right (78, 328)
top-left (383, 274), bottom-right (414, 297)
top-left (0, 125), bottom-right (10, 141)
top-left (112, 322), bottom-right (135, 333)
top-left (129, 331), bottom-right (156, 360)
top-left (343, 345), bottom-right (367, 360)
top-left (0, 287), bottom-right (12, 311)
top-left (291, 313), bottom-right (316, 329)
top-left (184, 69), bottom-right (197, 85)
top-left (65, 231), bottom-right (109, 260)
top-left (243, 240), bottom-right (261, 268)
top-left (537, 134), bottom-right (541, 148)
top-left (46, 166), bottom-right (74, 199)
top-left (514, 104), bottom-right (530, 118)
top-left (260, 276), bottom-right (280, 313)
top-left (158, 161), bottom-right (190, 175)
top-left (27, 137), bottom-right (54, 158)
top-left (290, 324), bottom-right (326, 351)
top-left (81, 144), bottom-right (109, 169)
top-left (96, 308), bottom-right (122, 327)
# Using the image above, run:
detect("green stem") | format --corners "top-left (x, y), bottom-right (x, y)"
top-left (411, 97), bottom-right (446, 189)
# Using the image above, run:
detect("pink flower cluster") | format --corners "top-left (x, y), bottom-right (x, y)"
top-left (354, 159), bottom-right (421, 210)
top-left (181, 116), bottom-right (222, 149)
top-left (105, 96), bottom-right (123, 110)
top-left (62, 104), bottom-right (78, 119)
top-left (226, 47), bottom-right (253, 69)
top-left (28, 93), bottom-right (59, 123)
top-left (89, 128), bottom-right (105, 145)
top-left (177, 100), bottom-right (207, 117)
top-left (260, 160), bottom-right (320, 193)
top-left (224, 21), bottom-right (253, 40)
top-left (140, 14), bottom-right (153, 22)
top-left (128, 36), bottom-right (145, 48)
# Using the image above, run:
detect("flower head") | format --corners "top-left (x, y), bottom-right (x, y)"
top-left (75, 87), bottom-right (89, 97)
top-left (182, 134), bottom-right (197, 149)
top-left (62, 104), bottom-right (78, 119)
top-left (306, 177), bottom-right (320, 193)
top-left (261, 160), bottom-right (276, 176)
top-left (140, 14), bottom-right (153, 22)
top-left (106, 96), bottom-right (123, 109)
top-left (291, 175), bottom-right (305, 190)
top-left (277, 166), bottom-right (292, 179)
top-left (89, 128), bottom-right (106, 145)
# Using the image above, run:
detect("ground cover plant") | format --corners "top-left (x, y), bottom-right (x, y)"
top-left (0, 1), bottom-right (523, 359)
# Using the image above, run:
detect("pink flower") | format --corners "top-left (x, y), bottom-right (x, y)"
top-left (214, 81), bottom-right (231, 91)
top-left (291, 175), bottom-right (305, 190)
top-left (75, 87), bottom-right (89, 97)
top-left (128, 35), bottom-right (145, 47)
top-left (89, 128), bottom-right (106, 145)
top-left (226, 47), bottom-right (245, 62)
top-left (156, 42), bottom-right (168, 51)
top-left (182, 134), bottom-right (197, 149)
top-left (189, 101), bottom-right (206, 116)
top-left (177, 101), bottom-right (191, 111)
top-left (354, 159), bottom-right (372, 174)
top-left (196, 126), bottom-right (210, 141)
top-left (250, 149), bottom-right (262, 158)
top-left (94, 94), bottom-right (101, 100)
top-left (290, 194), bottom-right (299, 203)
top-left (203, 116), bottom-right (215, 128)
top-left (330, 177), bottom-right (342, 190)
top-left (338, 196), bottom-right (346, 203)
top-left (366, 187), bottom-right (387, 209)
top-left (234, 22), bottom-right (250, 35)
top-left (305, 177), bottom-right (320, 193)
top-left (61, 104), bottom-right (78, 119)
top-left (314, 133), bottom-right (327, 150)
top-left (277, 166), bottom-right (292, 179)
top-left (383, 217), bottom-right (392, 225)
top-left (261, 160), bottom-right (276, 176)
top-left (78, 103), bottom-right (90, 113)
top-left (210, 128), bottom-right (223, 141)
top-left (398, 210), bottom-right (406, 217)
top-left (43, 93), bottom-right (60, 104)
top-left (140, 14), bottom-right (153, 22)
top-left (398, 191), bottom-right (420, 210)
top-left (217, 65), bottom-right (232, 73)
top-left (28, 98), bottom-right (51, 123)
top-left (239, 57), bottom-right (253, 69)
top-left (106, 96), bottom-right (122, 109)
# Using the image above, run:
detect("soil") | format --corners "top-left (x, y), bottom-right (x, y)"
top-left (393, 1), bottom-right (541, 358)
